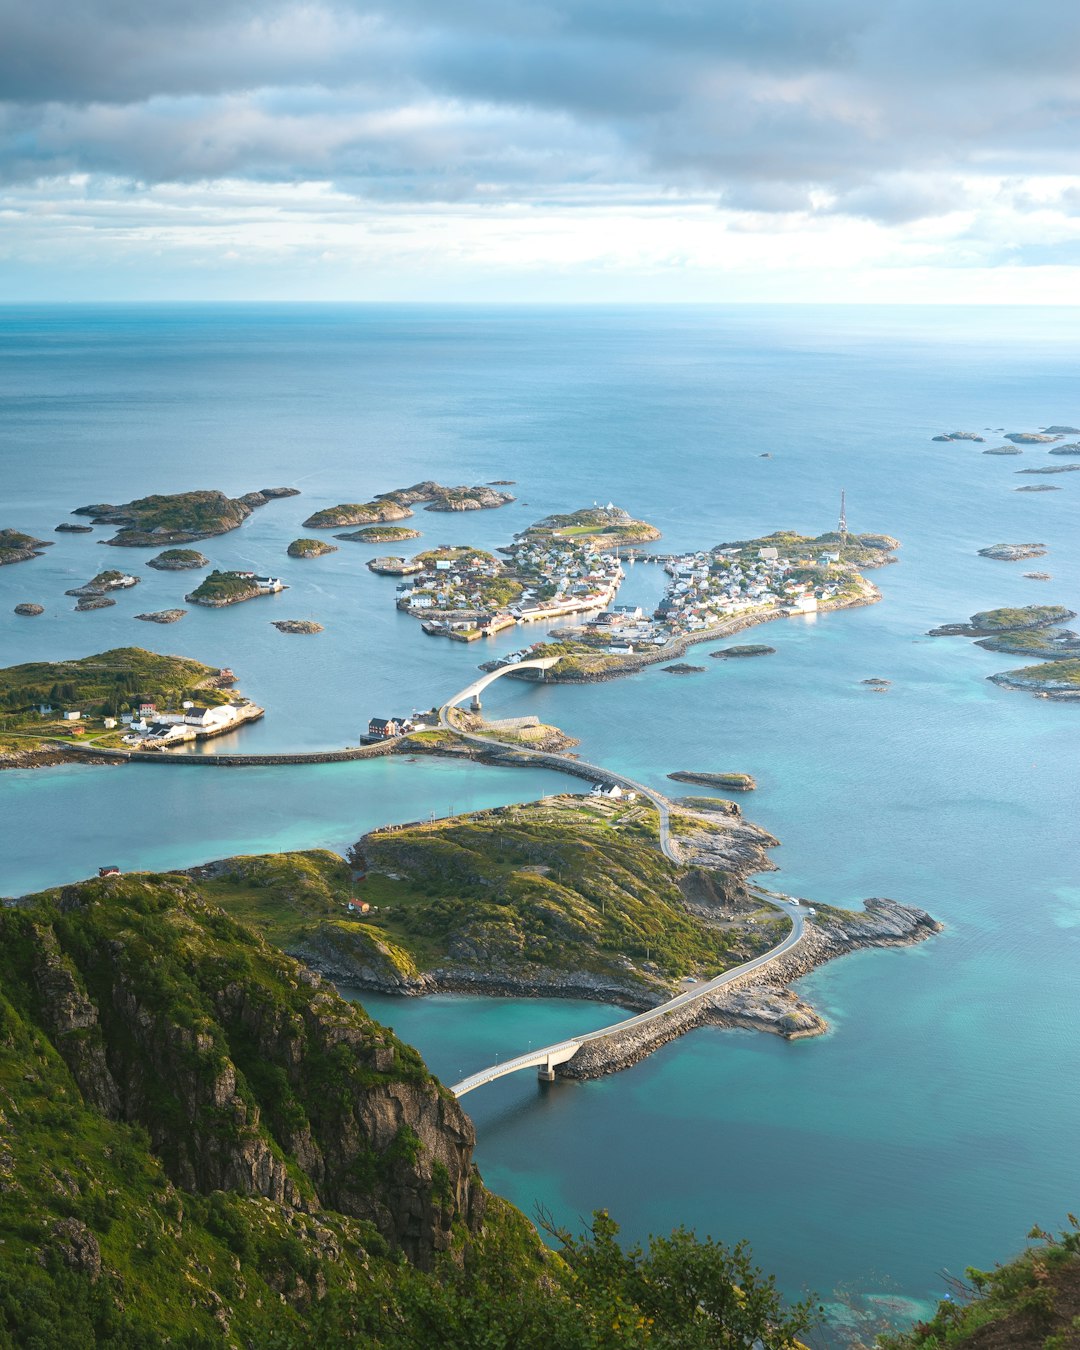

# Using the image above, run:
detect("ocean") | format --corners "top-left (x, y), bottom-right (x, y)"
top-left (2, 303), bottom-right (1078, 1341)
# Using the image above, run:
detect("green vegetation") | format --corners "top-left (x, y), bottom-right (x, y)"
top-left (880, 1219), bottom-right (1080, 1349)
top-left (527, 507), bottom-right (660, 544)
top-left (1000, 658), bottom-right (1080, 688)
top-left (352, 795), bottom-right (781, 986)
top-left (0, 871), bottom-right (819, 1347)
top-left (970, 605), bottom-right (1073, 631)
top-left (715, 529), bottom-right (900, 569)
top-left (74, 490), bottom-right (258, 545)
top-left (147, 548), bottom-right (209, 570)
top-left (186, 570), bottom-right (265, 605)
top-left (287, 537), bottom-right (338, 558)
top-left (337, 525), bottom-right (422, 542)
top-left (0, 647), bottom-right (224, 723)
top-left (302, 501), bottom-right (412, 528)
top-left (0, 529), bottom-right (49, 565)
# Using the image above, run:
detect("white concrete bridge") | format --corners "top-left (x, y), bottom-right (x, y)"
top-left (435, 653), bottom-right (808, 1097)
top-left (451, 899), bottom-right (806, 1096)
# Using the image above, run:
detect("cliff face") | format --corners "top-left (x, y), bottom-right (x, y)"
top-left (7, 873), bottom-right (481, 1270)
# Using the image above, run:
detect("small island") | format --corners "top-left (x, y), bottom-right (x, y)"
top-left (72, 488), bottom-right (286, 546)
top-left (376, 481), bottom-right (516, 513)
top-left (287, 537), bottom-right (338, 559)
top-left (524, 503), bottom-right (661, 545)
top-left (134, 610), bottom-right (187, 624)
top-left (932, 431), bottom-right (985, 442)
top-left (186, 569), bottom-right (286, 607)
top-left (1048, 442), bottom-right (1080, 455)
top-left (1015, 484), bottom-right (1061, 492)
top-left (302, 500), bottom-right (413, 528)
top-left (272, 619), bottom-right (324, 634)
top-left (54, 522), bottom-right (94, 533)
top-left (1024, 571), bottom-right (1052, 580)
top-left (929, 605), bottom-right (1076, 638)
top-left (982, 445), bottom-right (1022, 455)
top-left (146, 548), bottom-right (209, 570)
top-left (977, 543), bottom-right (1047, 561)
top-left (1043, 425), bottom-right (1080, 433)
top-left (65, 569), bottom-right (139, 597)
top-left (75, 595), bottom-right (115, 610)
top-left (0, 529), bottom-right (51, 566)
top-left (668, 771), bottom-right (757, 791)
top-left (662, 663), bottom-right (705, 674)
top-left (711, 644), bottom-right (776, 658)
top-left (1005, 431), bottom-right (1062, 444)
top-left (14, 603), bottom-right (44, 616)
top-left (335, 525), bottom-right (422, 543)
top-left (1016, 464), bottom-right (1080, 475)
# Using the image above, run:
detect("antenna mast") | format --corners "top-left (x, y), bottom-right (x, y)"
top-left (838, 489), bottom-right (848, 556)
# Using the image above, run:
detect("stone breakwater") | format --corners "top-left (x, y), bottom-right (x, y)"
top-left (561, 899), bottom-right (941, 1081)
top-left (54, 738), bottom-right (398, 768)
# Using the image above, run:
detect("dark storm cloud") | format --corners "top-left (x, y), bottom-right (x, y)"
top-left (3, 0), bottom-right (1080, 219)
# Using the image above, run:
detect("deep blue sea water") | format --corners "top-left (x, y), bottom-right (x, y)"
top-left (2, 304), bottom-right (1079, 1342)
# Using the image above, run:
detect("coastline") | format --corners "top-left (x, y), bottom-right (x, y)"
top-left (507, 579), bottom-right (882, 684)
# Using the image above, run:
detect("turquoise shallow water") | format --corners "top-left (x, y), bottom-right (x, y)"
top-left (2, 304), bottom-right (1079, 1339)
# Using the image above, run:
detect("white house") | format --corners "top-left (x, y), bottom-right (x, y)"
top-left (184, 705), bottom-right (237, 729)
top-left (758, 546), bottom-right (779, 561)
top-left (62, 710), bottom-right (81, 721)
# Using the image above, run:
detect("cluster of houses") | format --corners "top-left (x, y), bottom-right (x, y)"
top-left (121, 700), bottom-right (249, 747)
top-left (394, 537), bottom-right (625, 642)
top-left (366, 711), bottom-right (439, 740)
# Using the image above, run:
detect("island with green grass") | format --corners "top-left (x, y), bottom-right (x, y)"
top-left (146, 547), bottom-right (209, 570)
top-left (287, 537), bottom-right (338, 558)
top-left (186, 569), bottom-right (285, 607)
top-left (0, 528), bottom-right (51, 566)
top-left (302, 500), bottom-right (414, 528)
top-left (335, 524), bottom-right (422, 542)
top-left (378, 480), bottom-right (515, 512)
top-left (72, 488), bottom-right (295, 546)
top-left (523, 503), bottom-right (661, 544)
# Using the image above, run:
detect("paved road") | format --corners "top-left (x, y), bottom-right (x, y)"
top-left (439, 660), bottom-right (806, 1096)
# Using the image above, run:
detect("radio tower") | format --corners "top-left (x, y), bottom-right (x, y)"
top-left (838, 489), bottom-right (848, 556)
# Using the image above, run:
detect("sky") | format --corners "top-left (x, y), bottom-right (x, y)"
top-left (5, 0), bottom-right (1080, 302)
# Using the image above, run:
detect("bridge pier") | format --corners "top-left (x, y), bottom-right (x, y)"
top-left (537, 1061), bottom-right (556, 1083)
top-left (470, 695), bottom-right (482, 712)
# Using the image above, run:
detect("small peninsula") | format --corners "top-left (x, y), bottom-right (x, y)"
top-left (0, 529), bottom-right (51, 566)
top-left (0, 646), bottom-right (250, 767)
top-left (929, 605), bottom-right (1075, 638)
top-left (72, 488), bottom-right (288, 546)
top-left (186, 569), bottom-right (286, 606)
top-left (287, 537), bottom-right (338, 558)
top-left (146, 547), bottom-right (209, 570)
top-left (335, 525), bottom-right (422, 542)
top-left (187, 794), bottom-right (938, 1048)
top-left (990, 658), bottom-right (1080, 699)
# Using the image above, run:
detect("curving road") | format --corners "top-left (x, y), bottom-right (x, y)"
top-left (437, 659), bottom-right (807, 1096)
